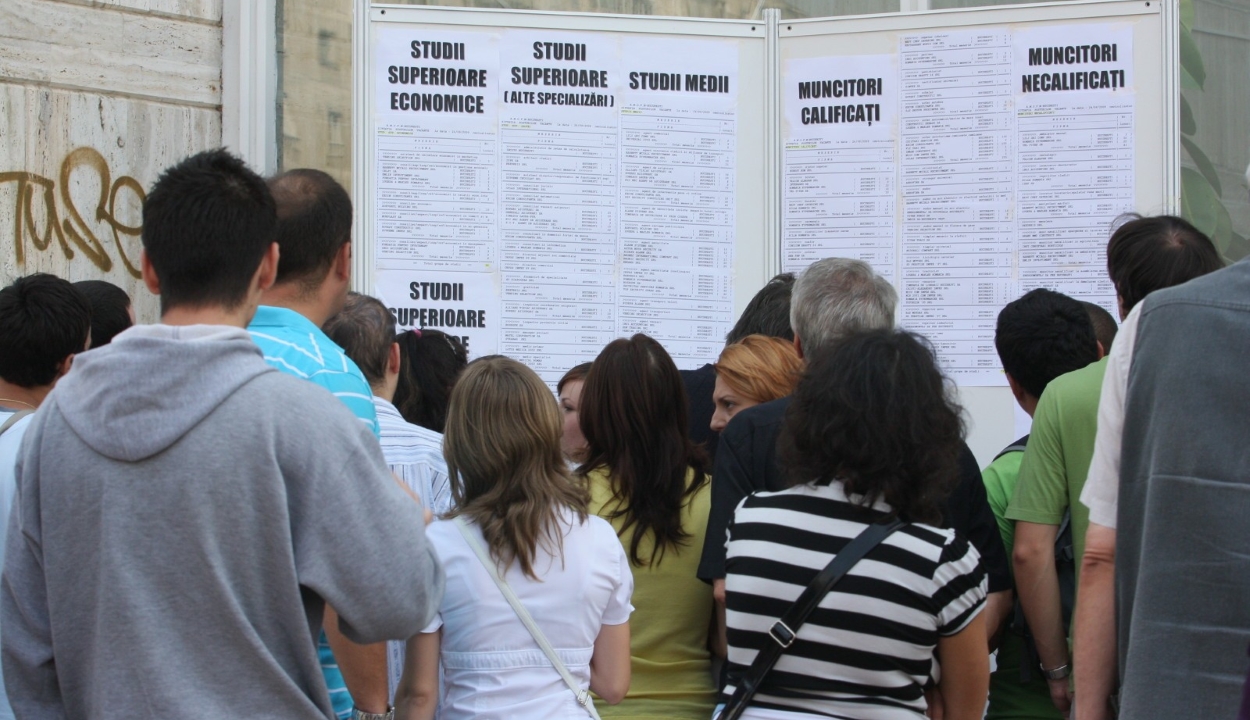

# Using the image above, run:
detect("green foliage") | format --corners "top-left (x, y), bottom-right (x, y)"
top-left (1178, 0), bottom-right (1247, 261)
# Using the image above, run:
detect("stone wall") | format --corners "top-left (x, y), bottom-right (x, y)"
top-left (0, 0), bottom-right (224, 322)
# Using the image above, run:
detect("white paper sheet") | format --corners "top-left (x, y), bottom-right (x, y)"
top-left (782, 54), bottom-right (899, 278)
top-left (1014, 24), bottom-right (1134, 322)
top-left (897, 29), bottom-right (1016, 386)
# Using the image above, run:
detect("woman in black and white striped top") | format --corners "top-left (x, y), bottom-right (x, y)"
top-left (722, 330), bottom-right (989, 720)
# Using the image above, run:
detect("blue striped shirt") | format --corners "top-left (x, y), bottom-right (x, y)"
top-left (247, 305), bottom-right (378, 719)
top-left (248, 305), bottom-right (379, 438)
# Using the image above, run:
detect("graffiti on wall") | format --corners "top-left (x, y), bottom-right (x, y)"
top-left (1, 147), bottom-right (145, 278)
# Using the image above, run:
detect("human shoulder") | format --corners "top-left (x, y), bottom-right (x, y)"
top-left (982, 451), bottom-right (1023, 519)
top-left (725, 396), bottom-right (789, 435)
top-left (245, 372), bottom-right (379, 453)
top-left (1046, 357), bottom-right (1108, 405)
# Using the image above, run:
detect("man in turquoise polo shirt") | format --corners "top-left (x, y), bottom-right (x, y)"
top-left (248, 168), bottom-right (387, 720)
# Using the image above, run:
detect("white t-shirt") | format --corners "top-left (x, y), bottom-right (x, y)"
top-left (1080, 304), bottom-right (1142, 529)
top-left (0, 408), bottom-right (34, 720)
top-left (422, 510), bottom-right (633, 720)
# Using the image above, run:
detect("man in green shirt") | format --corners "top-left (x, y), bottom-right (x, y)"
top-left (984, 289), bottom-right (1099, 720)
top-left (1010, 215), bottom-right (1229, 719)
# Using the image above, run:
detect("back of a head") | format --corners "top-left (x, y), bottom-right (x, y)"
top-left (1081, 301), bottom-right (1119, 352)
top-left (715, 335), bottom-right (803, 404)
top-left (73, 280), bottom-right (133, 348)
top-left (579, 333), bottom-right (708, 566)
top-left (778, 330), bottom-right (963, 525)
top-left (790, 258), bottom-right (897, 360)
top-left (444, 355), bottom-right (588, 579)
top-left (392, 329), bottom-right (468, 433)
top-left (143, 149), bottom-right (276, 313)
top-left (267, 169), bottom-right (352, 291)
top-left (0, 274), bottom-right (92, 388)
top-left (995, 289), bottom-right (1099, 399)
top-left (1107, 214), bottom-right (1225, 313)
top-left (323, 292), bottom-right (395, 388)
top-left (725, 272), bottom-right (796, 344)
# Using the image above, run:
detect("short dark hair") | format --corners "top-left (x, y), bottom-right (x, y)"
top-left (1107, 214), bottom-right (1224, 313)
top-left (393, 329), bottom-right (468, 433)
top-left (995, 290), bottom-right (1099, 399)
top-left (778, 330), bottom-right (964, 525)
top-left (324, 292), bottom-right (396, 388)
top-left (0, 274), bottom-right (92, 388)
top-left (73, 280), bottom-right (133, 348)
top-left (1081, 301), bottom-right (1119, 352)
top-left (142, 149), bottom-right (276, 312)
top-left (726, 273), bottom-right (795, 344)
top-left (267, 169), bottom-right (352, 290)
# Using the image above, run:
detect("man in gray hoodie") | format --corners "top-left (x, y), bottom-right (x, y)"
top-left (1, 149), bottom-right (444, 719)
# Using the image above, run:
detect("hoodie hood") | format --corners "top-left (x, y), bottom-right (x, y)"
top-left (53, 324), bottom-right (274, 462)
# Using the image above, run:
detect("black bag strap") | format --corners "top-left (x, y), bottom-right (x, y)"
top-left (993, 433), bottom-right (1031, 462)
top-left (719, 516), bottom-right (906, 720)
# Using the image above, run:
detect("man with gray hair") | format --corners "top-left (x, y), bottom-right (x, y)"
top-left (697, 258), bottom-right (1011, 650)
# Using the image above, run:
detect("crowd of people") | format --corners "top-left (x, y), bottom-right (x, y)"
top-left (0, 147), bottom-right (1247, 720)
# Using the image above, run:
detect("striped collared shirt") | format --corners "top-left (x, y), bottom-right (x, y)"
top-left (373, 397), bottom-right (452, 516)
top-left (248, 305), bottom-right (379, 437)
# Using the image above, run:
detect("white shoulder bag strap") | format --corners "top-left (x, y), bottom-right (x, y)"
top-left (453, 517), bottom-right (602, 720)
top-left (0, 410), bottom-right (33, 437)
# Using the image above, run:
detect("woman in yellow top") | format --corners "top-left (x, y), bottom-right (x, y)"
top-left (578, 334), bottom-right (717, 720)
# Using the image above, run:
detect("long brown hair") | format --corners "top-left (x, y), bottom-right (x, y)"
top-left (444, 355), bottom-right (589, 579)
top-left (578, 334), bottom-right (709, 566)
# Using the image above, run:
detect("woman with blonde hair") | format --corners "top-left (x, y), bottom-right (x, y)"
top-left (710, 335), bottom-right (803, 433)
top-left (395, 356), bottom-right (633, 720)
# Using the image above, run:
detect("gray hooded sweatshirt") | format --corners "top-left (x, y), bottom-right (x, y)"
top-left (1, 325), bottom-right (444, 719)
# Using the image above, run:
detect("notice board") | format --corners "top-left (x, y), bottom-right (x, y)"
top-left (779, 0), bottom-right (1174, 387)
top-left (353, 5), bottom-right (773, 385)
top-left (354, 0), bottom-right (1176, 461)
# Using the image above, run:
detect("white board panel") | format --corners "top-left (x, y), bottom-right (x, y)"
top-left (355, 5), bottom-right (771, 385)
top-left (778, 0), bottom-right (1175, 464)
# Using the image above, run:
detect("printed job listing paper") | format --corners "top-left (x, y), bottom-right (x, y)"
top-left (782, 54), bottom-right (899, 281)
top-left (618, 36), bottom-right (737, 366)
top-left (374, 28), bottom-right (502, 356)
top-left (899, 29), bottom-right (1016, 385)
top-left (1014, 23), bottom-right (1133, 322)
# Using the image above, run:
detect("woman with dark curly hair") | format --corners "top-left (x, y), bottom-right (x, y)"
top-left (393, 329), bottom-right (467, 433)
top-left (721, 330), bottom-right (989, 720)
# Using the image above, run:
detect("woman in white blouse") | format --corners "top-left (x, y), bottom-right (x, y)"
top-left (394, 355), bottom-right (633, 720)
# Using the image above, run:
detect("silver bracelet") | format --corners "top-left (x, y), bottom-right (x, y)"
top-left (1041, 662), bottom-right (1072, 681)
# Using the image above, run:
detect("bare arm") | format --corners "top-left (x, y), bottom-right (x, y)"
top-left (394, 631), bottom-right (440, 720)
top-left (590, 622), bottom-right (631, 705)
top-left (711, 578), bottom-right (728, 659)
top-left (1012, 521), bottom-right (1069, 715)
top-left (981, 589), bottom-right (1013, 652)
top-left (324, 606), bottom-right (392, 714)
top-left (935, 612), bottom-right (989, 720)
top-left (1073, 523), bottom-right (1117, 720)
